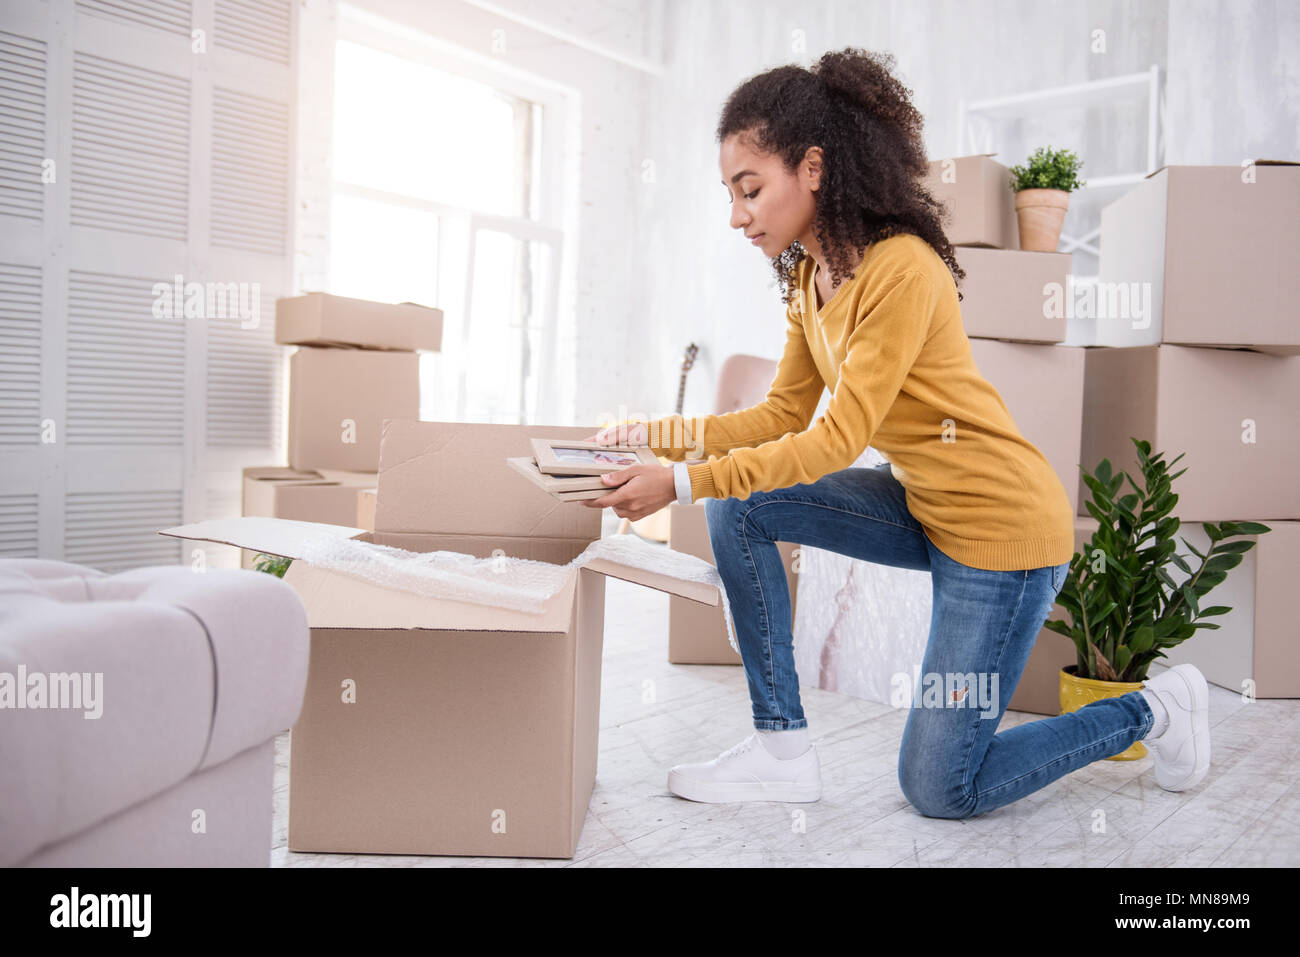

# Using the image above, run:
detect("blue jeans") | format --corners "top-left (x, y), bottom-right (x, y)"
top-left (703, 462), bottom-right (1157, 819)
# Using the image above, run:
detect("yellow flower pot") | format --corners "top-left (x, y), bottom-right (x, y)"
top-left (1059, 664), bottom-right (1148, 760)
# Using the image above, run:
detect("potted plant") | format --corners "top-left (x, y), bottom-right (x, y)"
top-left (252, 553), bottom-right (292, 578)
top-left (1045, 438), bottom-right (1270, 759)
top-left (1007, 145), bottom-right (1085, 252)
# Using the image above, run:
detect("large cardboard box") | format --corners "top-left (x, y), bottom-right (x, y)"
top-left (966, 339), bottom-right (1085, 514)
top-left (288, 347), bottom-right (420, 472)
top-left (923, 153), bottom-right (1020, 249)
top-left (162, 420), bottom-right (723, 859)
top-left (239, 466), bottom-right (377, 569)
top-left (1095, 162), bottom-right (1300, 355)
top-left (276, 292), bottom-right (444, 352)
top-left (667, 502), bottom-right (799, 664)
top-left (952, 246), bottom-right (1073, 343)
top-left (1009, 517), bottom-right (1097, 716)
top-left (1079, 344), bottom-right (1299, 521)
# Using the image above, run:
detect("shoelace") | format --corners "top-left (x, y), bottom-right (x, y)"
top-left (716, 735), bottom-right (756, 762)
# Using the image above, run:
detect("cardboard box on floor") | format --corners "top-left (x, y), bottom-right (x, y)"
top-left (923, 153), bottom-right (1020, 249)
top-left (667, 502), bottom-right (799, 664)
top-left (1079, 344), bottom-right (1300, 521)
top-left (239, 467), bottom-right (378, 569)
top-left (356, 487), bottom-right (377, 531)
top-left (276, 292), bottom-right (444, 352)
top-left (160, 419), bottom-right (723, 860)
top-left (1158, 520), bottom-right (1298, 699)
top-left (1010, 516), bottom-right (1299, 714)
top-left (1095, 161), bottom-right (1300, 355)
top-left (1009, 517), bottom-right (1098, 716)
top-left (288, 347), bottom-right (420, 472)
top-left (952, 246), bottom-right (1073, 343)
top-left (966, 339), bottom-right (1085, 514)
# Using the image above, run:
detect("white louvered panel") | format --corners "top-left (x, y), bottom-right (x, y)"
top-left (0, 262), bottom-right (42, 444)
top-left (75, 0), bottom-right (192, 37)
top-left (0, 30), bottom-right (46, 222)
top-left (71, 52), bottom-right (189, 240)
top-left (206, 285), bottom-right (283, 447)
top-left (215, 0), bottom-right (291, 64)
top-left (0, 493), bottom-right (39, 557)
top-left (64, 489), bottom-right (183, 571)
top-left (66, 270), bottom-right (186, 445)
top-left (211, 86), bottom-right (288, 255)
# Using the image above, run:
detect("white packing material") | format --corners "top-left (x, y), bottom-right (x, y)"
top-left (296, 532), bottom-right (741, 654)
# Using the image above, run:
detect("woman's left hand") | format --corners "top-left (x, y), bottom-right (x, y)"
top-left (582, 464), bottom-right (677, 520)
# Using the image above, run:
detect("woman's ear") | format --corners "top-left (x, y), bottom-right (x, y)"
top-left (803, 146), bottom-right (824, 191)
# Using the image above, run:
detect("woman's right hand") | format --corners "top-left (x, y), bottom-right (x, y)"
top-left (583, 422), bottom-right (649, 446)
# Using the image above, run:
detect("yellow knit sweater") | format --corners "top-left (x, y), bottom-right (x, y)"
top-left (640, 232), bottom-right (1076, 571)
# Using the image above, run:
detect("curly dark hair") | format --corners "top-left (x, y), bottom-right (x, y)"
top-left (716, 47), bottom-right (966, 304)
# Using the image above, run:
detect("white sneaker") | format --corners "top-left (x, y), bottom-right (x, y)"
top-left (667, 732), bottom-right (821, 803)
top-left (1142, 663), bottom-right (1211, 792)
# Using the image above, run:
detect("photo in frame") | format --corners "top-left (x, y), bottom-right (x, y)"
top-left (531, 438), bottom-right (659, 477)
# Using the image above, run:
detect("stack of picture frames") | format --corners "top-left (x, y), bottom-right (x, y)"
top-left (507, 438), bottom-right (661, 501)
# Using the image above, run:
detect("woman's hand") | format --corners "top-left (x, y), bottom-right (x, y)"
top-left (579, 422), bottom-right (649, 446)
top-left (581, 463), bottom-right (676, 520)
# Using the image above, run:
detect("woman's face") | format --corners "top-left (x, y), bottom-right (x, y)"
top-left (720, 132), bottom-right (821, 258)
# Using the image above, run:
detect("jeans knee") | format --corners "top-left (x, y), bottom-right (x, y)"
top-left (898, 754), bottom-right (975, 820)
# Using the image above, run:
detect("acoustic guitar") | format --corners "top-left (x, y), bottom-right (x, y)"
top-left (619, 343), bottom-right (698, 542)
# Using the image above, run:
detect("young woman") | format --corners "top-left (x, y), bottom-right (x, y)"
top-left (583, 48), bottom-right (1210, 818)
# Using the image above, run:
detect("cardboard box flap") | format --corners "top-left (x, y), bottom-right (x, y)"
top-left (159, 516), bottom-right (366, 560)
top-left (282, 560), bottom-right (578, 632)
top-left (582, 557), bottom-right (719, 606)
top-left (375, 419), bottom-right (604, 540)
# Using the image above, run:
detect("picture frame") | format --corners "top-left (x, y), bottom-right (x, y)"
top-left (530, 438), bottom-right (658, 477)
top-left (505, 456), bottom-right (612, 501)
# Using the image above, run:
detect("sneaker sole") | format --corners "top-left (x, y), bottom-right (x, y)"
top-left (1156, 665), bottom-right (1211, 792)
top-left (666, 769), bottom-right (821, 804)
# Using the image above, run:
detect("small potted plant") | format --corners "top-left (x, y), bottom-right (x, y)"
top-left (1007, 145), bottom-right (1085, 252)
top-left (1045, 438), bottom-right (1270, 759)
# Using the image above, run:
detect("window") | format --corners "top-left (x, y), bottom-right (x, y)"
top-left (328, 25), bottom-right (563, 425)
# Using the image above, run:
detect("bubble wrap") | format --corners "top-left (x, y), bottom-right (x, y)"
top-left (296, 532), bottom-right (740, 653)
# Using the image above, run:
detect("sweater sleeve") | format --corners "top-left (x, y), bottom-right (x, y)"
top-left (685, 269), bottom-right (934, 501)
top-left (641, 291), bottom-right (825, 463)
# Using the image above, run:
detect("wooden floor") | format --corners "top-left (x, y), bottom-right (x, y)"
top-left (270, 535), bottom-right (1299, 868)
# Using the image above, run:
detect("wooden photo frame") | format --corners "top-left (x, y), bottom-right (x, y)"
top-left (531, 438), bottom-right (658, 477)
top-left (506, 456), bottom-right (610, 501)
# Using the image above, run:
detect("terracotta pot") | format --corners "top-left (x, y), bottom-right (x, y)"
top-left (1059, 664), bottom-right (1148, 760)
top-left (1014, 187), bottom-right (1071, 251)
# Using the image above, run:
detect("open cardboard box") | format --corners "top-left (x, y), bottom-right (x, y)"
top-left (160, 420), bottom-right (722, 859)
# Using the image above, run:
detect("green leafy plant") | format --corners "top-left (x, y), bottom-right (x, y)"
top-left (1044, 438), bottom-right (1270, 683)
top-left (252, 553), bottom-right (292, 578)
top-left (1008, 145), bottom-right (1086, 193)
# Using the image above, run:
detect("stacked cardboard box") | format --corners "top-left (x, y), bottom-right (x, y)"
top-left (162, 420), bottom-right (724, 859)
top-left (924, 155), bottom-right (1300, 708)
top-left (238, 293), bottom-right (443, 562)
top-left (277, 292), bottom-right (442, 472)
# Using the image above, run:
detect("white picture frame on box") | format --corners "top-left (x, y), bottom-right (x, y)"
top-left (531, 438), bottom-right (658, 477)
